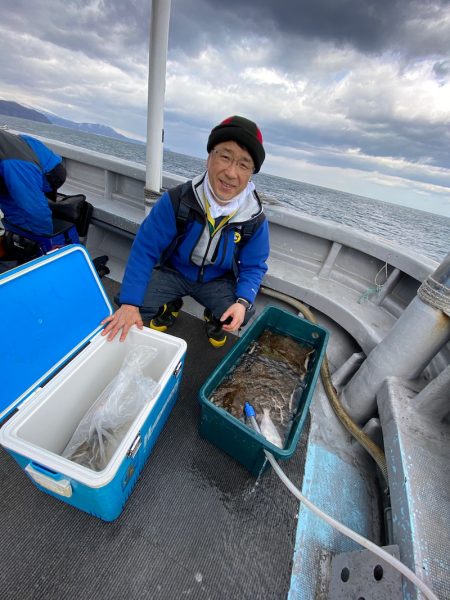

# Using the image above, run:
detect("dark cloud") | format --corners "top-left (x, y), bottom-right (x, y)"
top-left (310, 149), bottom-right (450, 190)
top-left (0, 0), bottom-right (150, 72)
top-left (254, 0), bottom-right (406, 53)
top-left (0, 0), bottom-right (448, 209)
top-left (268, 128), bottom-right (450, 191)
top-left (171, 0), bottom-right (449, 62)
top-left (2, 0), bottom-right (448, 69)
top-left (264, 112), bottom-right (450, 172)
top-left (3, 1), bottom-right (448, 73)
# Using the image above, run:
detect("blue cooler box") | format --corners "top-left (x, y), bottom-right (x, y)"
top-left (0, 245), bottom-right (187, 521)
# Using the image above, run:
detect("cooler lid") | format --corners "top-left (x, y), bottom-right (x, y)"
top-left (0, 245), bottom-right (113, 422)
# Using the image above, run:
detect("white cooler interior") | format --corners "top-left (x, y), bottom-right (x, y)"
top-left (13, 327), bottom-right (183, 456)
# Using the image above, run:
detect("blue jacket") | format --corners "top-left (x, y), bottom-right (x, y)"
top-left (0, 131), bottom-right (62, 234)
top-left (119, 174), bottom-right (270, 307)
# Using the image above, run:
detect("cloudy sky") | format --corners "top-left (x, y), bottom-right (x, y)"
top-left (1, 0), bottom-right (449, 216)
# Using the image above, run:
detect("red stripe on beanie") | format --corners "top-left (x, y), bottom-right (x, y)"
top-left (208, 115), bottom-right (265, 172)
top-left (220, 116), bottom-right (263, 144)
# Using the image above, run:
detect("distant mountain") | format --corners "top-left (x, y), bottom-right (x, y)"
top-left (43, 112), bottom-right (135, 142)
top-left (0, 99), bottom-right (140, 143)
top-left (0, 100), bottom-right (51, 124)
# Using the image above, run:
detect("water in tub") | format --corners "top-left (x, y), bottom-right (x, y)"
top-left (210, 330), bottom-right (314, 448)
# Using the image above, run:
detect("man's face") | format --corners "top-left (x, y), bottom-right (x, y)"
top-left (207, 141), bottom-right (254, 204)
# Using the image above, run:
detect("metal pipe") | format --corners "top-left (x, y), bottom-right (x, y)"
top-left (411, 364), bottom-right (450, 420)
top-left (341, 252), bottom-right (450, 425)
top-left (145, 0), bottom-right (172, 215)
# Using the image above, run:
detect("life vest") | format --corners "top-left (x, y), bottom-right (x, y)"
top-left (160, 180), bottom-right (266, 271)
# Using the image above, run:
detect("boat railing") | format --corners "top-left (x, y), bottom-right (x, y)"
top-left (43, 137), bottom-right (447, 369)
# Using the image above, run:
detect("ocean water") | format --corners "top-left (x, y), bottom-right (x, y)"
top-left (2, 115), bottom-right (449, 262)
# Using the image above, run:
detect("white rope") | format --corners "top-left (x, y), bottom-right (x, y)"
top-left (358, 261), bottom-right (388, 304)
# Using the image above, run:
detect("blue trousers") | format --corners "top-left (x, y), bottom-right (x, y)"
top-left (139, 266), bottom-right (254, 324)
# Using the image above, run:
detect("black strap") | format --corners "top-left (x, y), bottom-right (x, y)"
top-left (176, 199), bottom-right (191, 233)
top-left (161, 182), bottom-right (265, 267)
top-left (238, 212), bottom-right (265, 246)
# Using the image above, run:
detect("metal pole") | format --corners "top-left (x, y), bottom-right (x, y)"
top-left (144, 0), bottom-right (171, 215)
top-left (341, 252), bottom-right (450, 425)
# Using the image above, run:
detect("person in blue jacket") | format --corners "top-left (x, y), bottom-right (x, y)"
top-left (102, 115), bottom-right (270, 347)
top-left (0, 130), bottom-right (66, 234)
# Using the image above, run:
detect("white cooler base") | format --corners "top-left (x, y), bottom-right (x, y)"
top-left (0, 326), bottom-right (186, 521)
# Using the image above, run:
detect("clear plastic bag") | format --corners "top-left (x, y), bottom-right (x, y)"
top-left (62, 345), bottom-right (158, 471)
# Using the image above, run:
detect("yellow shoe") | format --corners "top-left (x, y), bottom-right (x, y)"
top-left (204, 309), bottom-right (227, 347)
top-left (208, 334), bottom-right (227, 348)
top-left (149, 299), bottom-right (183, 332)
top-left (149, 318), bottom-right (169, 332)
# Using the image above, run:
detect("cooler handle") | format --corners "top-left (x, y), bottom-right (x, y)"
top-left (25, 462), bottom-right (73, 498)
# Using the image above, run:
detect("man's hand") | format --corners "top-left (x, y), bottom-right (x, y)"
top-left (101, 304), bottom-right (143, 342)
top-left (220, 302), bottom-right (246, 332)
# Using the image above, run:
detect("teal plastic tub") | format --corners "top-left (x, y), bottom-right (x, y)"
top-left (199, 305), bottom-right (329, 476)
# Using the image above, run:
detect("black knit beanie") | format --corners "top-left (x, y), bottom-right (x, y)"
top-left (207, 115), bottom-right (265, 173)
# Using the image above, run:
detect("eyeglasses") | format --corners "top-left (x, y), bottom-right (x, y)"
top-left (211, 149), bottom-right (254, 174)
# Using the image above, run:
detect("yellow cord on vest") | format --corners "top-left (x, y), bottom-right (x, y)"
top-left (204, 195), bottom-right (237, 237)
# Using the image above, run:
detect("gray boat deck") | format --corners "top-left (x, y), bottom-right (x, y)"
top-left (0, 278), bottom-right (309, 600)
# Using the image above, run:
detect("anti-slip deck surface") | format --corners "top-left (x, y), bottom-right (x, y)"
top-left (0, 280), bottom-right (309, 600)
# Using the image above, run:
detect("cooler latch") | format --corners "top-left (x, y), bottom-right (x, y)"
top-left (173, 360), bottom-right (182, 377)
top-left (127, 433), bottom-right (142, 458)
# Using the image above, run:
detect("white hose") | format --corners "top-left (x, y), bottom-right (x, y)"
top-left (255, 286), bottom-right (439, 597)
top-left (264, 449), bottom-right (439, 600)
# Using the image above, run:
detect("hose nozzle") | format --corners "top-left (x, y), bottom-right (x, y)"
top-left (244, 402), bottom-right (256, 418)
top-left (244, 402), bottom-right (260, 434)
